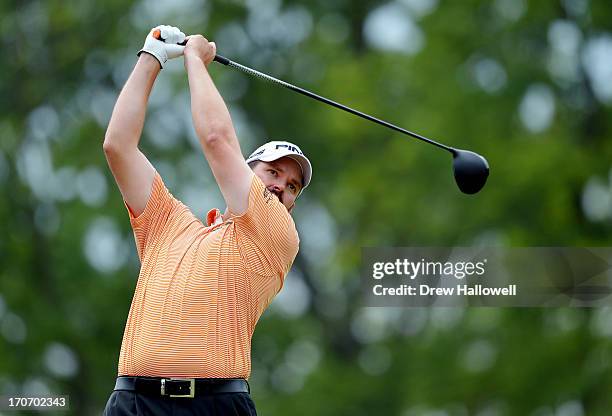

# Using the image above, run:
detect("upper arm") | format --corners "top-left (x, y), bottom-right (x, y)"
top-left (105, 147), bottom-right (183, 262)
top-left (103, 144), bottom-right (155, 217)
top-left (201, 133), bottom-right (254, 215)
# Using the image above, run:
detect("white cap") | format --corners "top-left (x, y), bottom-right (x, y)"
top-left (246, 141), bottom-right (312, 190)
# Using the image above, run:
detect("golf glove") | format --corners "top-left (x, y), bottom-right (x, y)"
top-left (138, 25), bottom-right (186, 69)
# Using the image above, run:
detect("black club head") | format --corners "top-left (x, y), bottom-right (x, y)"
top-left (452, 149), bottom-right (489, 194)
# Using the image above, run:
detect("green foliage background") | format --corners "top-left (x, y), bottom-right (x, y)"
top-left (1, 0), bottom-right (612, 414)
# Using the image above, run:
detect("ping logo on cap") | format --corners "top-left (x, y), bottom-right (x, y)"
top-left (275, 144), bottom-right (303, 155)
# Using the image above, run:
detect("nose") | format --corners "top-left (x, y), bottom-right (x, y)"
top-left (270, 182), bottom-right (285, 201)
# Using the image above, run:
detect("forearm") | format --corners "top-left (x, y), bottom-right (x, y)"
top-left (185, 54), bottom-right (240, 151)
top-left (104, 53), bottom-right (160, 149)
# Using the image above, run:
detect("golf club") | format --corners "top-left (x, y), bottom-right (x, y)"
top-left (154, 31), bottom-right (490, 194)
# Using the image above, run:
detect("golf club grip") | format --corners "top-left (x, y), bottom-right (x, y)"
top-left (214, 55), bottom-right (230, 65)
top-left (152, 31), bottom-right (227, 65)
top-left (152, 29), bottom-right (188, 45)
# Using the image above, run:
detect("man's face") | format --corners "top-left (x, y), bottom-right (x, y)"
top-left (252, 157), bottom-right (304, 212)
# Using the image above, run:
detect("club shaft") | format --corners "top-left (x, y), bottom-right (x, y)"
top-left (213, 55), bottom-right (454, 153)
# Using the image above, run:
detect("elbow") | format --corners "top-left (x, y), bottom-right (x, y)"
top-left (103, 136), bottom-right (117, 155)
top-left (200, 132), bottom-right (224, 149)
top-left (197, 128), bottom-right (233, 150)
top-left (103, 134), bottom-right (126, 158)
top-left (103, 130), bottom-right (139, 154)
top-left (103, 129), bottom-right (134, 154)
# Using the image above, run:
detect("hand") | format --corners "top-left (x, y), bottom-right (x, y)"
top-left (184, 35), bottom-right (217, 66)
top-left (138, 25), bottom-right (186, 69)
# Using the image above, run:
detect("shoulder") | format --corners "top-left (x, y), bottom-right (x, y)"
top-left (252, 175), bottom-right (297, 229)
top-left (232, 175), bottom-right (299, 243)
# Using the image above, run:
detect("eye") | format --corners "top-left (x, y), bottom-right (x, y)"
top-left (289, 183), bottom-right (296, 192)
top-left (268, 169), bottom-right (277, 176)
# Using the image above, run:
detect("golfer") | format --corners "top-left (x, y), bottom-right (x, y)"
top-left (102, 25), bottom-right (312, 415)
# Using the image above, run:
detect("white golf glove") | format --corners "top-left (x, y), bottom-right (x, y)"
top-left (138, 25), bottom-right (186, 69)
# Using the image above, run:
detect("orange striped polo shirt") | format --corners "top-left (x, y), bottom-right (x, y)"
top-left (117, 171), bottom-right (299, 378)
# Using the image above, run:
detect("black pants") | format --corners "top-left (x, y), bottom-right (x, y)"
top-left (103, 390), bottom-right (258, 416)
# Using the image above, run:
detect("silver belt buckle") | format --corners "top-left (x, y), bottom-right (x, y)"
top-left (161, 378), bottom-right (195, 398)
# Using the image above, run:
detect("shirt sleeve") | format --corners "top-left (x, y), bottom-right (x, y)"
top-left (232, 174), bottom-right (300, 280)
top-left (123, 171), bottom-right (179, 262)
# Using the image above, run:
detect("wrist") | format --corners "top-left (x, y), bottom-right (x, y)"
top-left (138, 51), bottom-right (163, 70)
top-left (184, 52), bottom-right (204, 66)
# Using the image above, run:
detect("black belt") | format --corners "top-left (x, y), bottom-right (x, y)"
top-left (114, 376), bottom-right (250, 398)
